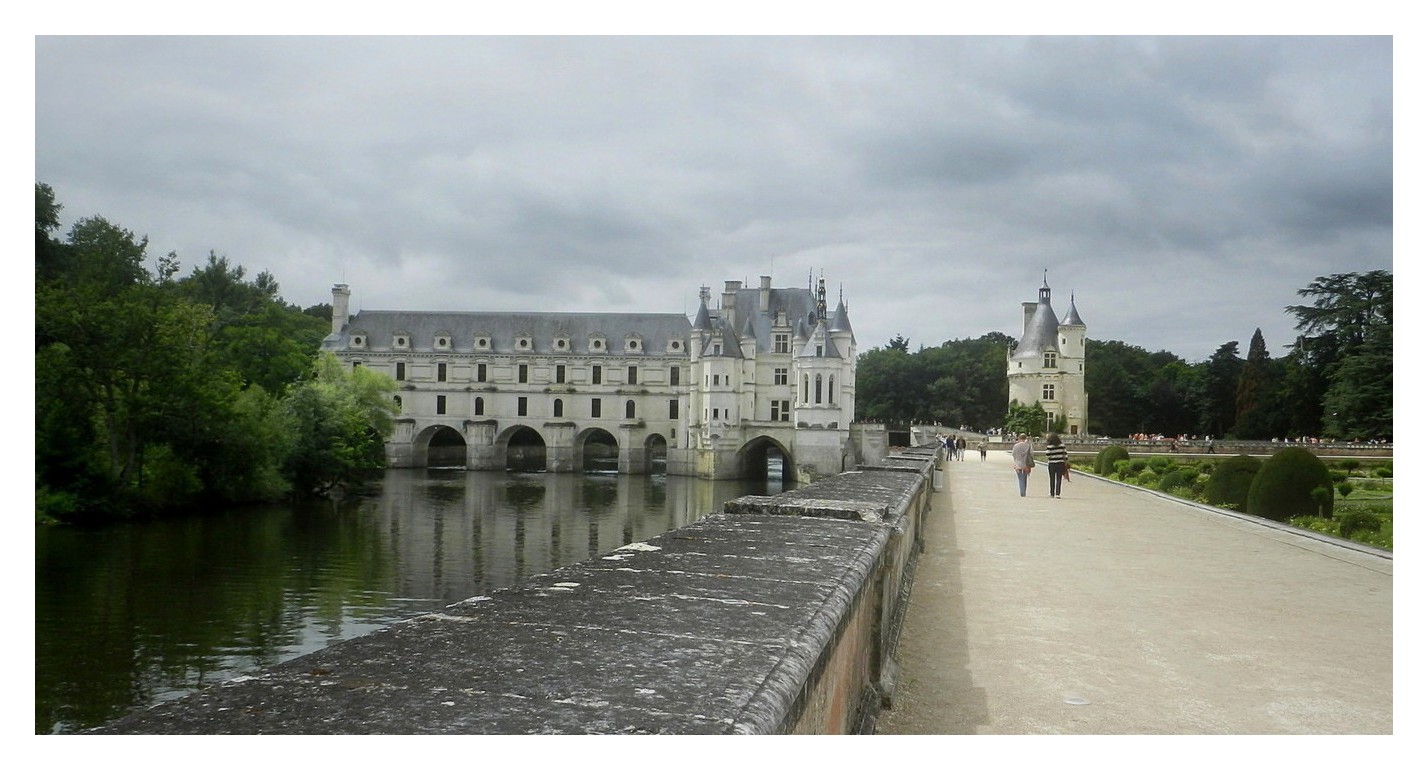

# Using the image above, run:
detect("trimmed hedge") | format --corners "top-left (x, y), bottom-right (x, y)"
top-left (1247, 447), bottom-right (1335, 522)
top-left (1203, 454), bottom-right (1261, 512)
top-left (1094, 445), bottom-right (1128, 475)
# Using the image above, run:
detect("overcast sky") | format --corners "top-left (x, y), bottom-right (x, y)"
top-left (34, 34), bottom-right (1393, 362)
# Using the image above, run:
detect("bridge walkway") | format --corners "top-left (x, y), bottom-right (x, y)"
top-left (875, 449), bottom-right (1392, 735)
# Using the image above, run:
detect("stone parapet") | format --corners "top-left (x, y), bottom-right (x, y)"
top-left (92, 450), bottom-right (935, 735)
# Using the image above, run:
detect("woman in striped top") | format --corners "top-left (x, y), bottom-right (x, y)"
top-left (1044, 432), bottom-right (1069, 498)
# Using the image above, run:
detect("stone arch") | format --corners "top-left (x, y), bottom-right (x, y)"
top-left (737, 435), bottom-right (795, 482)
top-left (498, 424), bottom-right (547, 472)
top-left (643, 432), bottom-right (669, 474)
top-left (413, 423), bottom-right (467, 468)
top-left (575, 427), bottom-right (620, 474)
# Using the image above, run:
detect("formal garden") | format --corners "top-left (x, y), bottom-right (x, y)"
top-left (1082, 445), bottom-right (1392, 551)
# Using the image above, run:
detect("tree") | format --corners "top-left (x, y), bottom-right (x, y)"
top-left (1005, 400), bottom-right (1047, 437)
top-left (1197, 341), bottom-right (1242, 438)
top-left (1231, 329), bottom-right (1277, 439)
top-left (281, 354), bottom-right (399, 497)
top-left (1285, 271), bottom-right (1392, 438)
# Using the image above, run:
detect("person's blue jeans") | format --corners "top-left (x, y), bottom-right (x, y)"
top-left (1048, 462), bottom-right (1065, 497)
top-left (1015, 469), bottom-right (1028, 496)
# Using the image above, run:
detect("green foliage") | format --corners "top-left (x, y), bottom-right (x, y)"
top-left (1136, 469), bottom-right (1159, 486)
top-left (1157, 468), bottom-right (1199, 493)
top-left (1247, 447), bottom-right (1335, 522)
top-left (1203, 454), bottom-right (1262, 512)
top-left (1373, 466), bottom-right (1392, 479)
top-left (1337, 482), bottom-right (1354, 499)
top-left (1095, 445), bottom-right (1129, 475)
top-left (1338, 459), bottom-right (1361, 474)
top-left (34, 183), bottom-right (373, 521)
top-left (281, 354), bottom-right (399, 497)
top-left (1004, 400), bottom-right (1047, 437)
top-left (1338, 511), bottom-right (1382, 539)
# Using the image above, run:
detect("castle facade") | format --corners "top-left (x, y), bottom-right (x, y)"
top-left (320, 275), bottom-right (857, 480)
top-left (1006, 278), bottom-right (1088, 435)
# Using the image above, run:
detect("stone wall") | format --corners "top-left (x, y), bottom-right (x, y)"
top-left (92, 448), bottom-right (936, 735)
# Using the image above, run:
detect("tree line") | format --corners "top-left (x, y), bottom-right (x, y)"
top-left (854, 271), bottom-right (1391, 443)
top-left (35, 183), bottom-right (399, 523)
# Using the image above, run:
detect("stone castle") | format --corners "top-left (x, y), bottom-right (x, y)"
top-left (321, 275), bottom-right (858, 481)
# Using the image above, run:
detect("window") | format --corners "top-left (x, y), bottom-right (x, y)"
top-left (553, 398), bottom-right (564, 418)
top-left (1044, 352), bottom-right (1057, 369)
top-left (396, 362), bottom-right (406, 381)
top-left (770, 400), bottom-right (790, 422)
top-left (437, 363), bottom-right (447, 382)
top-left (476, 363), bottom-right (487, 382)
top-left (828, 375), bottom-right (835, 403)
top-left (625, 400), bottom-right (636, 419)
top-left (1043, 383), bottom-right (1056, 401)
top-left (518, 364), bottom-right (528, 383)
top-left (774, 333), bottom-right (790, 353)
top-left (815, 374), bottom-right (823, 404)
top-left (816, 344), bottom-right (824, 356)
top-left (518, 397), bottom-right (528, 416)
top-left (556, 365), bottom-right (566, 384)
top-left (591, 398), bottom-right (602, 418)
top-left (712, 342), bottom-right (722, 355)
top-left (393, 395), bottom-right (402, 411)
top-left (353, 362), bottom-right (361, 370)
top-left (774, 367), bottom-right (788, 385)
top-left (592, 366), bottom-right (602, 385)
top-left (803, 375), bottom-right (810, 403)
top-left (436, 395), bottom-right (447, 415)
top-left (670, 366), bottom-right (680, 386)
top-left (474, 397), bottom-right (484, 415)
top-left (628, 366), bottom-right (638, 385)
top-left (669, 399), bottom-right (679, 419)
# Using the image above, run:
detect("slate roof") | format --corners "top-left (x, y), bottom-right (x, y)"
top-left (323, 310), bottom-right (693, 355)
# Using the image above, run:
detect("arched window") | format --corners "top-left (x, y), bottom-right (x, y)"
top-left (828, 374), bottom-right (835, 404)
top-left (815, 374), bottom-right (823, 404)
top-left (803, 374), bottom-right (810, 404)
top-left (393, 395), bottom-right (402, 412)
top-left (626, 399), bottom-right (636, 419)
top-left (553, 398), bottom-right (564, 418)
top-left (474, 397), bottom-right (484, 416)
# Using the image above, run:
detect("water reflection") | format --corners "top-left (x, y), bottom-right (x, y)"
top-left (35, 469), bottom-right (785, 734)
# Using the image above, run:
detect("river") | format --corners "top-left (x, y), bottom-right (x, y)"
top-left (34, 468), bottom-right (787, 734)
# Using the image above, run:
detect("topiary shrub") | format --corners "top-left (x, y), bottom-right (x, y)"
top-left (1373, 465), bottom-right (1392, 479)
top-left (1096, 445), bottom-right (1128, 476)
top-left (1203, 454), bottom-right (1262, 512)
top-left (1148, 456), bottom-right (1173, 473)
top-left (1246, 447), bottom-right (1335, 522)
top-left (1158, 468), bottom-right (1198, 493)
top-left (1136, 469), bottom-right (1159, 486)
top-left (1338, 511), bottom-right (1382, 539)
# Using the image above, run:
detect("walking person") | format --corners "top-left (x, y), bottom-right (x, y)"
top-left (1044, 432), bottom-right (1068, 498)
top-left (956, 436), bottom-right (967, 461)
top-left (978, 439), bottom-right (987, 461)
top-left (1011, 433), bottom-right (1034, 497)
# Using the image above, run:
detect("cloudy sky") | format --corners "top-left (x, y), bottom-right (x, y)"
top-left (34, 33), bottom-right (1393, 362)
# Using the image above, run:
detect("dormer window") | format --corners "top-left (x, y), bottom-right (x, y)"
top-left (1043, 351), bottom-right (1057, 369)
top-left (515, 334), bottom-right (532, 350)
top-left (474, 335), bottom-right (491, 351)
top-left (435, 334), bottom-right (450, 349)
top-left (669, 340), bottom-right (682, 352)
top-left (393, 333), bottom-right (410, 349)
top-left (625, 335), bottom-right (643, 353)
top-left (349, 333), bottom-right (366, 348)
top-left (554, 336), bottom-right (570, 351)
top-left (589, 335), bottom-right (606, 352)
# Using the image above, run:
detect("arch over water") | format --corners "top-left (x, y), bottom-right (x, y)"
top-left (737, 436), bottom-right (795, 482)
top-left (501, 425), bottom-right (547, 472)
top-left (575, 427), bottom-right (619, 473)
top-left (414, 424), bottom-right (467, 468)
top-left (644, 433), bottom-right (669, 474)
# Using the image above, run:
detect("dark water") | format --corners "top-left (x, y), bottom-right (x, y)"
top-left (34, 469), bottom-right (785, 734)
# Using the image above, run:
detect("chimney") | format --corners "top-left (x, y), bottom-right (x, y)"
top-left (332, 284), bottom-right (351, 336)
top-left (759, 275), bottom-right (771, 313)
top-left (722, 280), bottom-right (741, 331)
top-left (1022, 301), bottom-right (1037, 333)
